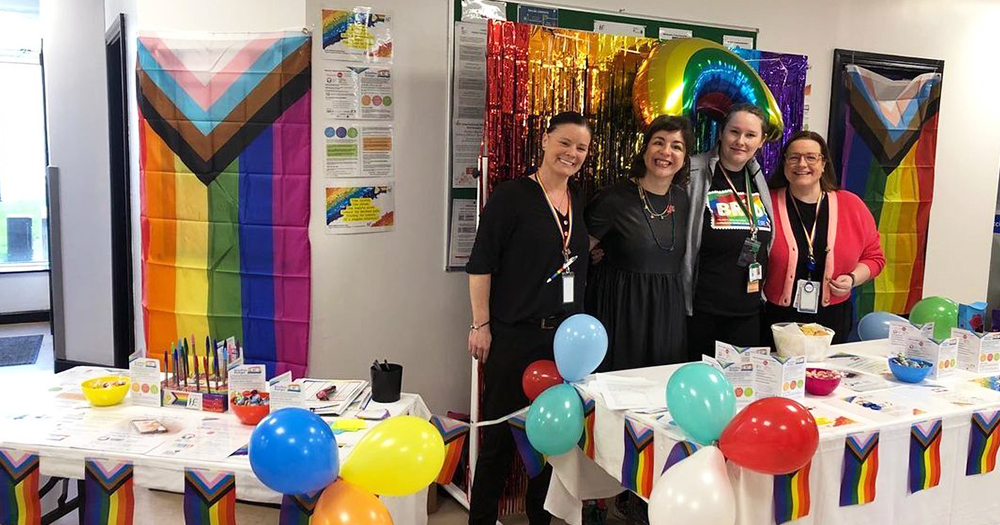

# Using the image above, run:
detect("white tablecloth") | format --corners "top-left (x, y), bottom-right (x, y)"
top-left (545, 341), bottom-right (1000, 525)
top-left (0, 366), bottom-right (430, 525)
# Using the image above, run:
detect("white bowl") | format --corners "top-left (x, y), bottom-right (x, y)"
top-left (772, 322), bottom-right (835, 362)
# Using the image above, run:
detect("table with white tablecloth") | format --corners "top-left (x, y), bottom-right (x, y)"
top-left (0, 366), bottom-right (430, 525)
top-left (544, 340), bottom-right (1000, 525)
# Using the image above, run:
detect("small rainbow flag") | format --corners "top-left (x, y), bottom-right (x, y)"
top-left (509, 413), bottom-right (547, 478)
top-left (279, 490), bottom-right (322, 525)
top-left (840, 431), bottom-right (879, 506)
top-left (431, 415), bottom-right (470, 485)
top-left (82, 459), bottom-right (134, 525)
top-left (967, 409), bottom-right (1000, 476)
top-left (622, 417), bottom-right (655, 498)
top-left (774, 461), bottom-right (811, 524)
top-left (184, 468), bottom-right (236, 525)
top-left (908, 419), bottom-right (942, 493)
top-left (0, 449), bottom-right (40, 525)
top-left (577, 391), bottom-right (596, 460)
top-left (662, 440), bottom-right (701, 474)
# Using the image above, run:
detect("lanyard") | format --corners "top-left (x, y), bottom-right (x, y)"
top-left (535, 174), bottom-right (573, 261)
top-left (720, 167), bottom-right (758, 240)
top-left (790, 192), bottom-right (824, 273)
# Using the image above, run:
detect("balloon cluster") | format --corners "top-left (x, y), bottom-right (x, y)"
top-left (858, 296), bottom-right (959, 341)
top-left (522, 314), bottom-right (609, 456)
top-left (249, 409), bottom-right (445, 524)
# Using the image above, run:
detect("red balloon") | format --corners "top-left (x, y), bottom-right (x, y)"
top-left (522, 360), bottom-right (564, 401)
top-left (719, 397), bottom-right (818, 475)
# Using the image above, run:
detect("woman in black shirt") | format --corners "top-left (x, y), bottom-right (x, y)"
top-left (465, 111), bottom-right (591, 525)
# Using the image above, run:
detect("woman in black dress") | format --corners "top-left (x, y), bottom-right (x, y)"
top-left (466, 112), bottom-right (592, 525)
top-left (586, 115), bottom-right (692, 370)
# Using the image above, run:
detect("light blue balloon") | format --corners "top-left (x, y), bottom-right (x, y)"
top-left (858, 311), bottom-right (909, 341)
top-left (249, 408), bottom-right (339, 494)
top-left (554, 314), bottom-right (608, 382)
top-left (526, 384), bottom-right (584, 456)
top-left (665, 363), bottom-right (736, 445)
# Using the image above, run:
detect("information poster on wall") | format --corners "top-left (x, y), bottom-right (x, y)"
top-left (326, 184), bottom-right (395, 233)
top-left (322, 8), bottom-right (393, 63)
top-left (448, 198), bottom-right (478, 267)
top-left (324, 123), bottom-right (393, 178)
top-left (324, 65), bottom-right (394, 120)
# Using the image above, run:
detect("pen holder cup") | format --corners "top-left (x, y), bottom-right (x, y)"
top-left (370, 363), bottom-right (403, 403)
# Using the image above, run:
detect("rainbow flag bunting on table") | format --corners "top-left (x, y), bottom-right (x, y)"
top-left (966, 408), bottom-right (1000, 476)
top-left (577, 390), bottom-right (596, 460)
top-left (621, 417), bottom-right (655, 498)
top-left (431, 415), bottom-right (470, 485)
top-left (840, 430), bottom-right (879, 506)
top-left (82, 459), bottom-right (134, 525)
top-left (908, 419), bottom-right (942, 493)
top-left (279, 490), bottom-right (322, 525)
top-left (137, 32), bottom-right (312, 378)
top-left (0, 449), bottom-right (40, 525)
top-left (508, 413), bottom-right (547, 478)
top-left (773, 461), bottom-right (811, 524)
top-left (184, 468), bottom-right (236, 525)
top-left (662, 440), bottom-right (701, 474)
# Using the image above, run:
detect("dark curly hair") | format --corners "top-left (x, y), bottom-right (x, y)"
top-left (630, 115), bottom-right (694, 187)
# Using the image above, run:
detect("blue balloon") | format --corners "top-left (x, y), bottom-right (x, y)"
top-left (554, 314), bottom-right (608, 382)
top-left (249, 408), bottom-right (339, 494)
top-left (526, 384), bottom-right (584, 455)
top-left (858, 311), bottom-right (909, 341)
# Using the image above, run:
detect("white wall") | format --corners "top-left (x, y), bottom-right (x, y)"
top-left (40, 0), bottom-right (113, 364)
top-left (0, 273), bottom-right (49, 312)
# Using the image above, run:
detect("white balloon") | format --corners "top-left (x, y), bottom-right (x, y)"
top-left (648, 445), bottom-right (735, 525)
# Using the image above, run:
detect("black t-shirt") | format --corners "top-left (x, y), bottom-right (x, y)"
top-left (787, 192), bottom-right (829, 283)
top-left (694, 165), bottom-right (772, 315)
top-left (466, 177), bottom-right (589, 324)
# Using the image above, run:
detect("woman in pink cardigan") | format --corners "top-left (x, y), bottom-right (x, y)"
top-left (764, 131), bottom-right (885, 344)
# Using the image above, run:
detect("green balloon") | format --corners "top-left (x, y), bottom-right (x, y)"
top-left (525, 384), bottom-right (584, 456)
top-left (666, 363), bottom-right (736, 445)
top-left (909, 296), bottom-right (959, 340)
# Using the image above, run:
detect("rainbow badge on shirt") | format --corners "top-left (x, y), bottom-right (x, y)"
top-left (706, 190), bottom-right (771, 231)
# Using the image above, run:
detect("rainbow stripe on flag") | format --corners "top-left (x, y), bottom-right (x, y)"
top-left (662, 440), bottom-right (700, 474)
top-left (184, 468), bottom-right (236, 525)
top-left (431, 415), bottom-right (470, 485)
top-left (137, 32), bottom-right (312, 378)
top-left (509, 413), bottom-right (547, 478)
top-left (773, 461), bottom-right (811, 524)
top-left (840, 431), bottom-right (879, 506)
top-left (577, 391), bottom-right (596, 460)
top-left (82, 459), bottom-right (134, 525)
top-left (622, 417), bottom-right (654, 498)
top-left (967, 409), bottom-right (1000, 476)
top-left (908, 419), bottom-right (942, 493)
top-left (0, 449), bottom-right (40, 525)
top-left (279, 490), bottom-right (322, 525)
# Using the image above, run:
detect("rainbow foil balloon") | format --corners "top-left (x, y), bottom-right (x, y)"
top-left (633, 37), bottom-right (784, 141)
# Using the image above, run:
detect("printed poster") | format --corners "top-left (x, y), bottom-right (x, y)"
top-left (324, 124), bottom-right (393, 178)
top-left (326, 184), bottom-right (395, 233)
top-left (324, 65), bottom-right (394, 120)
top-left (322, 8), bottom-right (393, 63)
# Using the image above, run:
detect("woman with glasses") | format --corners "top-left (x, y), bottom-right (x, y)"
top-left (585, 115), bottom-right (693, 371)
top-left (764, 130), bottom-right (885, 343)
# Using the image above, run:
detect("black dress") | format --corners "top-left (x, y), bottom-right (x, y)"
top-left (585, 179), bottom-right (688, 371)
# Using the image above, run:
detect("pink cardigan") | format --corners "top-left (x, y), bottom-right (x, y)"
top-left (764, 188), bottom-right (886, 308)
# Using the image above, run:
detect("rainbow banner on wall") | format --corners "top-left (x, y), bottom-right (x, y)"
top-left (967, 409), bottom-right (1000, 476)
top-left (908, 419), bottom-right (942, 493)
top-left (82, 459), bottom-right (134, 525)
top-left (0, 449), bottom-right (40, 525)
top-left (279, 491), bottom-right (322, 525)
top-left (577, 391), bottom-right (596, 460)
top-left (431, 415), bottom-right (470, 485)
top-left (184, 468), bottom-right (236, 525)
top-left (840, 431), bottom-right (879, 506)
top-left (662, 440), bottom-right (700, 474)
top-left (137, 32), bottom-right (312, 378)
top-left (773, 461), bottom-right (811, 524)
top-left (621, 417), bottom-right (654, 498)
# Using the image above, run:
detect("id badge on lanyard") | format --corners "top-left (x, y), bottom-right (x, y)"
top-left (795, 279), bottom-right (820, 314)
top-left (562, 270), bottom-right (575, 304)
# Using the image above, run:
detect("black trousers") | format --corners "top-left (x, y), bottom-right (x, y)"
top-left (687, 309), bottom-right (763, 362)
top-left (469, 320), bottom-right (555, 525)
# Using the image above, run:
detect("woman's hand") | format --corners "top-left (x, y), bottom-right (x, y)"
top-left (468, 325), bottom-right (492, 363)
top-left (828, 274), bottom-right (854, 297)
top-left (590, 247), bottom-right (605, 265)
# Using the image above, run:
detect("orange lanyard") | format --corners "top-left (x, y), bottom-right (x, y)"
top-left (535, 174), bottom-right (572, 260)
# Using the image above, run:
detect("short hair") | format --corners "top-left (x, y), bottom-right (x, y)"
top-left (768, 130), bottom-right (840, 192)
top-left (721, 103), bottom-right (769, 138)
top-left (546, 111), bottom-right (590, 134)
top-left (630, 115), bottom-right (694, 187)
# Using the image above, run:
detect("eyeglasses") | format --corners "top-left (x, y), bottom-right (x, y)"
top-left (785, 154), bottom-right (824, 165)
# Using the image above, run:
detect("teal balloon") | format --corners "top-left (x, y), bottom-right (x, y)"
top-left (526, 384), bottom-right (584, 456)
top-left (666, 363), bottom-right (736, 445)
top-left (909, 296), bottom-right (959, 340)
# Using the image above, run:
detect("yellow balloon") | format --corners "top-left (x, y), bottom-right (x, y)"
top-left (340, 416), bottom-right (445, 496)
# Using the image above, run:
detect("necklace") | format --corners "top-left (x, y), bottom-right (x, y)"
top-left (635, 178), bottom-right (674, 219)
